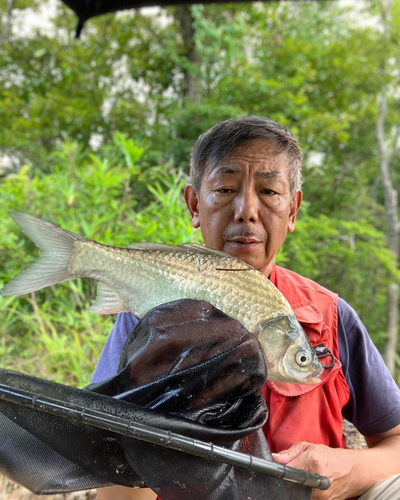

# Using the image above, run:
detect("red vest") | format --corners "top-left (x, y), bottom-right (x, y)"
top-left (156, 264), bottom-right (350, 500)
top-left (260, 264), bottom-right (350, 453)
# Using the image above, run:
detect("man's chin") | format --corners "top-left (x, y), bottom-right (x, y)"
top-left (223, 242), bottom-right (268, 270)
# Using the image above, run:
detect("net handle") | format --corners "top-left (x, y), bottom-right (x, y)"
top-left (0, 383), bottom-right (330, 490)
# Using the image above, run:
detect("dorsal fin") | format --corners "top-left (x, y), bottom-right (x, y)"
top-left (125, 241), bottom-right (255, 272)
top-left (126, 241), bottom-right (245, 260)
top-left (126, 242), bottom-right (175, 251)
top-left (125, 242), bottom-right (216, 253)
top-left (180, 243), bottom-right (230, 257)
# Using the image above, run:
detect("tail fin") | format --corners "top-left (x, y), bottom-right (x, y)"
top-left (0, 212), bottom-right (85, 296)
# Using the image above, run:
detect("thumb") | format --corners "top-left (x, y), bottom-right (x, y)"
top-left (272, 442), bottom-right (309, 465)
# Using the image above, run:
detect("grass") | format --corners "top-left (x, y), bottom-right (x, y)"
top-left (0, 285), bottom-right (114, 387)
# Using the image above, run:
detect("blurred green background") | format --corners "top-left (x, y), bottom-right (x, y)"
top-left (1, 0), bottom-right (399, 386)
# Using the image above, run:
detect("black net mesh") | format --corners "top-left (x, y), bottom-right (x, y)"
top-left (0, 299), bottom-right (311, 500)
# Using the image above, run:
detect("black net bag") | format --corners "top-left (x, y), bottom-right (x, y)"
top-left (0, 299), bottom-right (312, 500)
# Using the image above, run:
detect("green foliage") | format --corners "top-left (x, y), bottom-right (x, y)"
top-left (0, 0), bottom-right (388, 178)
top-left (131, 171), bottom-right (203, 244)
top-left (1, 0), bottom-right (400, 382)
top-left (0, 135), bottom-right (198, 386)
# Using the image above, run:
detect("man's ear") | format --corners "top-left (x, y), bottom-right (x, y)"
top-left (184, 185), bottom-right (201, 229)
top-left (287, 190), bottom-right (302, 233)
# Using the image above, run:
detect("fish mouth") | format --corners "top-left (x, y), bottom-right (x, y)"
top-left (305, 374), bottom-right (322, 384)
top-left (302, 366), bottom-right (324, 385)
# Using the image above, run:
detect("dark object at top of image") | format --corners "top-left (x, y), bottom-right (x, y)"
top-left (60, 0), bottom-right (332, 38)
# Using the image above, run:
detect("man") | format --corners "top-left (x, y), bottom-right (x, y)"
top-left (93, 116), bottom-right (400, 500)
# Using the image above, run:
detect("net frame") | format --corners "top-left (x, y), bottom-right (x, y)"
top-left (0, 381), bottom-right (330, 490)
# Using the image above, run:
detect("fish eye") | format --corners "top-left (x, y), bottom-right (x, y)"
top-left (295, 349), bottom-right (311, 367)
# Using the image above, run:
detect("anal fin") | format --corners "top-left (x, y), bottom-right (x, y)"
top-left (88, 282), bottom-right (130, 314)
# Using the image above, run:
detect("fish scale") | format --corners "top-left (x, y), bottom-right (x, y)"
top-left (73, 240), bottom-right (284, 329)
top-left (0, 212), bottom-right (324, 384)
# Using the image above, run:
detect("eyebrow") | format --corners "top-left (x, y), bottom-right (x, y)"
top-left (256, 171), bottom-right (282, 180)
top-left (213, 166), bottom-right (282, 179)
top-left (213, 166), bottom-right (242, 175)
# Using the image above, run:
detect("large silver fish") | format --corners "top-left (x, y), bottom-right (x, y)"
top-left (1, 212), bottom-right (323, 384)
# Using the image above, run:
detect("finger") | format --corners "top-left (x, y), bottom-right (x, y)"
top-left (272, 442), bottom-right (309, 464)
top-left (272, 451), bottom-right (293, 464)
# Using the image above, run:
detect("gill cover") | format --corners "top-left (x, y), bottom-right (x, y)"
top-left (258, 315), bottom-right (323, 384)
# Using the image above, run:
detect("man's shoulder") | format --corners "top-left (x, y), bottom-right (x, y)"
top-left (272, 264), bottom-right (337, 300)
top-left (273, 267), bottom-right (359, 328)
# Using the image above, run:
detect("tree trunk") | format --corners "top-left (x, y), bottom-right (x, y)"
top-left (376, 0), bottom-right (399, 376)
top-left (175, 5), bottom-right (201, 104)
top-left (0, 0), bottom-right (15, 49)
top-left (385, 283), bottom-right (399, 375)
top-left (376, 90), bottom-right (399, 375)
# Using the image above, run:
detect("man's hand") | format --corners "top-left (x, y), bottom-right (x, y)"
top-left (273, 442), bottom-right (358, 499)
top-left (272, 428), bottom-right (400, 500)
top-left (97, 485), bottom-right (157, 500)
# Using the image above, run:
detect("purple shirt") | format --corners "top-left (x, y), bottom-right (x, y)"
top-left (91, 298), bottom-right (400, 436)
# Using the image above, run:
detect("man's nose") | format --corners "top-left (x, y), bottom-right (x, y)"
top-left (234, 190), bottom-right (258, 223)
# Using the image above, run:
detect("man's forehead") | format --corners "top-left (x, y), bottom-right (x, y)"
top-left (208, 165), bottom-right (285, 179)
top-left (206, 148), bottom-right (290, 178)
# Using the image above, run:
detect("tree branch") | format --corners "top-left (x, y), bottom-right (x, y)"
top-left (0, 0), bottom-right (15, 50)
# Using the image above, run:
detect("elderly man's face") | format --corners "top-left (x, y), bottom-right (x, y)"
top-left (184, 140), bottom-right (302, 277)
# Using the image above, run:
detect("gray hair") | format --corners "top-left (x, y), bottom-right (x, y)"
top-left (189, 116), bottom-right (303, 194)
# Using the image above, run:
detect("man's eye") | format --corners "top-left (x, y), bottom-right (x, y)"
top-left (216, 188), bottom-right (234, 193)
top-left (261, 189), bottom-right (277, 195)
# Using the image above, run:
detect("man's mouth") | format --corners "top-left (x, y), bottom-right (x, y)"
top-left (227, 238), bottom-right (262, 250)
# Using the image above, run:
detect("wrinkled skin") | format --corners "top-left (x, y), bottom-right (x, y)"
top-left (184, 140), bottom-right (302, 277)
